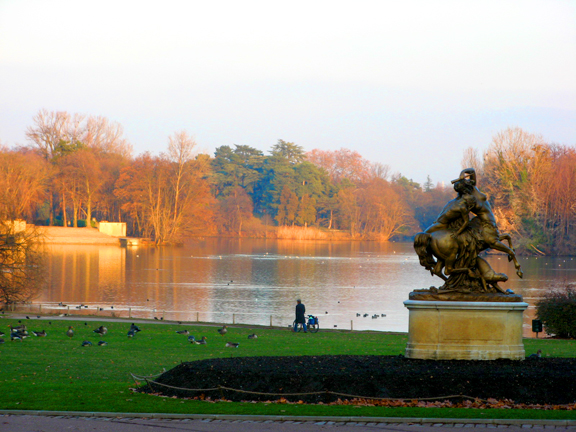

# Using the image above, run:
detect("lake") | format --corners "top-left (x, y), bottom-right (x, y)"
top-left (35, 239), bottom-right (575, 336)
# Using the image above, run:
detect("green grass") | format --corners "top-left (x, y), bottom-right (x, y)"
top-left (1, 318), bottom-right (575, 419)
top-left (524, 337), bottom-right (576, 358)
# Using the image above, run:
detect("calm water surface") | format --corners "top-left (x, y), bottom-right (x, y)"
top-left (37, 239), bottom-right (576, 336)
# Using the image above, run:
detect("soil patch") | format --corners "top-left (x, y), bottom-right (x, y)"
top-left (139, 355), bottom-right (576, 405)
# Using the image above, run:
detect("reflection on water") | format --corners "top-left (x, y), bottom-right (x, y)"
top-left (37, 239), bottom-right (576, 336)
top-left (45, 245), bottom-right (125, 304)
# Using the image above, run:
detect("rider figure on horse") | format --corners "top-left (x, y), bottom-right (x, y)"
top-left (425, 179), bottom-right (475, 238)
top-left (452, 168), bottom-right (523, 278)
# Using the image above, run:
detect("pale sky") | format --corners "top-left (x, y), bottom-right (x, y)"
top-left (1, 0), bottom-right (575, 185)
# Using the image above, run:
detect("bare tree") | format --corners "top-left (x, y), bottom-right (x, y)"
top-left (461, 147), bottom-right (483, 175)
top-left (26, 109), bottom-right (131, 160)
top-left (0, 221), bottom-right (46, 306)
top-left (166, 131), bottom-right (198, 239)
top-left (370, 162), bottom-right (391, 181)
top-left (83, 116), bottom-right (132, 157)
top-left (25, 109), bottom-right (85, 161)
top-left (307, 148), bottom-right (372, 183)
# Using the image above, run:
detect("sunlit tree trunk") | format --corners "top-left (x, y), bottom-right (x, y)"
top-left (167, 131), bottom-right (199, 241)
top-left (61, 193), bottom-right (67, 227)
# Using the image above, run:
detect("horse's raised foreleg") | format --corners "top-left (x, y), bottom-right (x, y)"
top-left (499, 233), bottom-right (514, 250)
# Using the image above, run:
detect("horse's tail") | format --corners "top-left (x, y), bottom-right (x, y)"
top-left (413, 232), bottom-right (436, 271)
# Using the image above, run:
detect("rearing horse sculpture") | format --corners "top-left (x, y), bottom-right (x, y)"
top-left (414, 168), bottom-right (523, 294)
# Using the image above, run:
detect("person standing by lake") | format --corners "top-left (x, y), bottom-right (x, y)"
top-left (294, 299), bottom-right (307, 333)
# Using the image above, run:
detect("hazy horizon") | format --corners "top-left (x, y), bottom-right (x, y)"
top-left (1, 0), bottom-right (575, 185)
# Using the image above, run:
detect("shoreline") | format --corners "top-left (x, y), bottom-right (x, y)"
top-left (34, 227), bottom-right (550, 259)
top-left (34, 225), bottom-right (390, 245)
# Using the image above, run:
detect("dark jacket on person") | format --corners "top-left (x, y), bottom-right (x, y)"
top-left (295, 303), bottom-right (306, 323)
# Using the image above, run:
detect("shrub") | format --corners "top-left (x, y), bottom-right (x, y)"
top-left (536, 285), bottom-right (576, 338)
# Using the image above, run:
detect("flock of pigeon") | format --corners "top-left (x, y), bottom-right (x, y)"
top-left (2, 319), bottom-right (257, 349)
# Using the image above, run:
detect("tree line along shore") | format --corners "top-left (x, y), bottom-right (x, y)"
top-left (2, 109), bottom-right (575, 254)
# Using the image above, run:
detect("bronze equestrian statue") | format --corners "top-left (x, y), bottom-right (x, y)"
top-left (414, 168), bottom-right (523, 295)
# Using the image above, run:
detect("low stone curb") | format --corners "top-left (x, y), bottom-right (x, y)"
top-left (1, 410), bottom-right (576, 426)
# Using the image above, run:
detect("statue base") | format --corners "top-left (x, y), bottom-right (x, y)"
top-left (409, 290), bottom-right (524, 302)
top-left (403, 299), bottom-right (528, 360)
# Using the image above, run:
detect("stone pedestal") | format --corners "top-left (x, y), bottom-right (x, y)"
top-left (403, 300), bottom-right (528, 360)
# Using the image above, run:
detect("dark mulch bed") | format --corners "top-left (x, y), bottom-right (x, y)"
top-left (139, 355), bottom-right (576, 405)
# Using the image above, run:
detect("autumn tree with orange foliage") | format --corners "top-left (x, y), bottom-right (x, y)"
top-left (218, 186), bottom-right (254, 236)
top-left (25, 109), bottom-right (131, 227)
top-left (114, 153), bottom-right (156, 238)
top-left (63, 148), bottom-right (103, 227)
top-left (465, 127), bottom-right (576, 255)
top-left (307, 148), bottom-right (371, 184)
top-left (358, 177), bottom-right (411, 240)
top-left (540, 146), bottom-right (576, 252)
top-left (305, 148), bottom-right (412, 239)
top-left (115, 133), bottom-right (214, 243)
top-left (0, 147), bottom-right (48, 220)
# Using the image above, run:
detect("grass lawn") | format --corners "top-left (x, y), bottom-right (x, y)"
top-left (2, 317), bottom-right (575, 419)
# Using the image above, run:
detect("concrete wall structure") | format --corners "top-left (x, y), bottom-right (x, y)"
top-left (2, 219), bottom-right (27, 232)
top-left (98, 222), bottom-right (126, 237)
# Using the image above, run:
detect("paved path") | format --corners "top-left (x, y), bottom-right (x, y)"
top-left (2, 414), bottom-right (576, 432)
